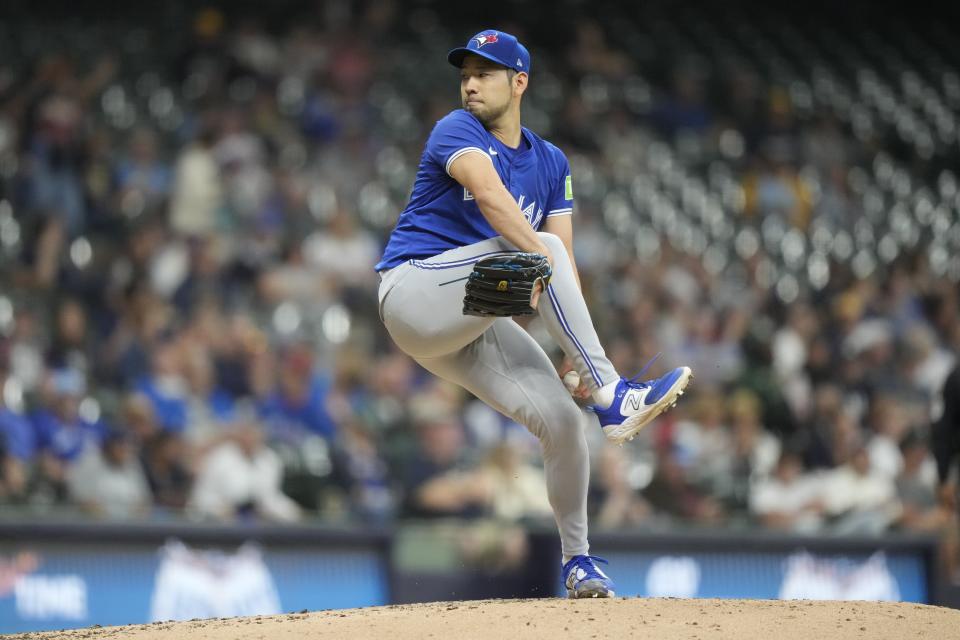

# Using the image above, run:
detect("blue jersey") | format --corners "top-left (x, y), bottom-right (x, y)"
top-left (376, 109), bottom-right (574, 270)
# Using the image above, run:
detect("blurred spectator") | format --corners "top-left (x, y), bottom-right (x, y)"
top-left (771, 303), bottom-right (818, 420)
top-left (476, 442), bottom-right (552, 524)
top-left (749, 450), bottom-right (825, 532)
top-left (642, 448), bottom-right (725, 526)
top-left (188, 415), bottom-right (301, 523)
top-left (67, 429), bottom-right (151, 519)
top-left (103, 285), bottom-right (174, 385)
top-left (83, 126), bottom-right (115, 222)
top-left (865, 394), bottom-right (910, 480)
top-left (0, 373), bottom-right (32, 502)
top-left (362, 350), bottom-right (420, 435)
top-left (329, 419), bottom-right (394, 523)
top-left (821, 442), bottom-right (901, 534)
top-left (737, 321), bottom-right (799, 438)
top-left (209, 311), bottom-right (265, 400)
top-left (896, 431), bottom-right (950, 532)
top-left (842, 317), bottom-right (897, 403)
top-left (21, 88), bottom-right (87, 287)
top-left (214, 107), bottom-right (272, 224)
top-left (141, 431), bottom-right (192, 512)
top-left (118, 392), bottom-right (161, 446)
top-left (0, 427), bottom-right (9, 499)
top-left (31, 369), bottom-right (105, 501)
top-left (673, 308), bottom-right (745, 387)
top-left (797, 383), bottom-right (847, 469)
top-left (741, 142), bottom-right (813, 229)
top-left (45, 297), bottom-right (92, 374)
top-left (179, 342), bottom-right (235, 449)
top-left (674, 388), bottom-right (734, 492)
top-left (730, 389), bottom-right (781, 474)
top-left (302, 207), bottom-right (380, 288)
top-left (134, 339), bottom-right (188, 434)
top-left (257, 343), bottom-right (337, 444)
top-left (169, 124), bottom-right (223, 238)
top-left (256, 239), bottom-right (331, 305)
top-left (7, 309), bottom-right (44, 393)
top-left (401, 413), bottom-right (489, 519)
top-left (725, 389), bottom-right (781, 509)
top-left (112, 127), bottom-right (171, 216)
top-left (589, 446), bottom-right (652, 529)
top-left (902, 323), bottom-right (956, 406)
top-left (171, 235), bottom-right (230, 314)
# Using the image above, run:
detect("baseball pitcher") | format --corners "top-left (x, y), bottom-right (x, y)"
top-left (375, 29), bottom-right (693, 598)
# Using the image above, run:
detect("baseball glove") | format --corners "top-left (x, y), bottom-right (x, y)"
top-left (462, 252), bottom-right (552, 317)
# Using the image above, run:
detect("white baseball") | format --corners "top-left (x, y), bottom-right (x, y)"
top-left (562, 370), bottom-right (581, 393)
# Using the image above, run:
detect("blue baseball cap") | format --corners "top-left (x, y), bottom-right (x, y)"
top-left (447, 30), bottom-right (530, 74)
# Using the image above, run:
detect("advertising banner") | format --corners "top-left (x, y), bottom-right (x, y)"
top-left (562, 549), bottom-right (927, 602)
top-left (0, 539), bottom-right (389, 634)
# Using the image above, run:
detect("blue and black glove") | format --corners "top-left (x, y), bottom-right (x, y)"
top-left (462, 252), bottom-right (552, 317)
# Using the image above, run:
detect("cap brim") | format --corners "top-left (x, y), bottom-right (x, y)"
top-left (447, 47), bottom-right (511, 70)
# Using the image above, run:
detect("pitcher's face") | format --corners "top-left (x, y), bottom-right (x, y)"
top-left (460, 55), bottom-right (516, 126)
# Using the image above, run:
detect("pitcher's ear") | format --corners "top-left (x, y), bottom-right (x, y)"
top-left (515, 71), bottom-right (529, 94)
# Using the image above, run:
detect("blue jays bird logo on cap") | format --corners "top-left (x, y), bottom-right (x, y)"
top-left (473, 33), bottom-right (499, 47)
top-left (448, 30), bottom-right (530, 74)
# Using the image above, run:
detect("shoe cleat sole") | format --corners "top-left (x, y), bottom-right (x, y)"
top-left (566, 588), bottom-right (616, 599)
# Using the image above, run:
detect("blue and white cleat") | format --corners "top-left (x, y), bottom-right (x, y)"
top-left (562, 555), bottom-right (615, 599)
top-left (591, 366), bottom-right (692, 445)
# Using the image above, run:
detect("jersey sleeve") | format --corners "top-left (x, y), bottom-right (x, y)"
top-left (425, 111), bottom-right (492, 176)
top-left (545, 153), bottom-right (573, 217)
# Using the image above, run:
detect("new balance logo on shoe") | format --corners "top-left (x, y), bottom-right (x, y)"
top-left (620, 388), bottom-right (649, 413)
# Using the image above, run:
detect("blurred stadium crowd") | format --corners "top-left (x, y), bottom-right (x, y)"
top-left (0, 1), bottom-right (957, 570)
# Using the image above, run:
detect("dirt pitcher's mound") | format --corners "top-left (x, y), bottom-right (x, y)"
top-left (9, 597), bottom-right (960, 640)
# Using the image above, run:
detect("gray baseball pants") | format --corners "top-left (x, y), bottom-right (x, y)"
top-left (377, 232), bottom-right (619, 557)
